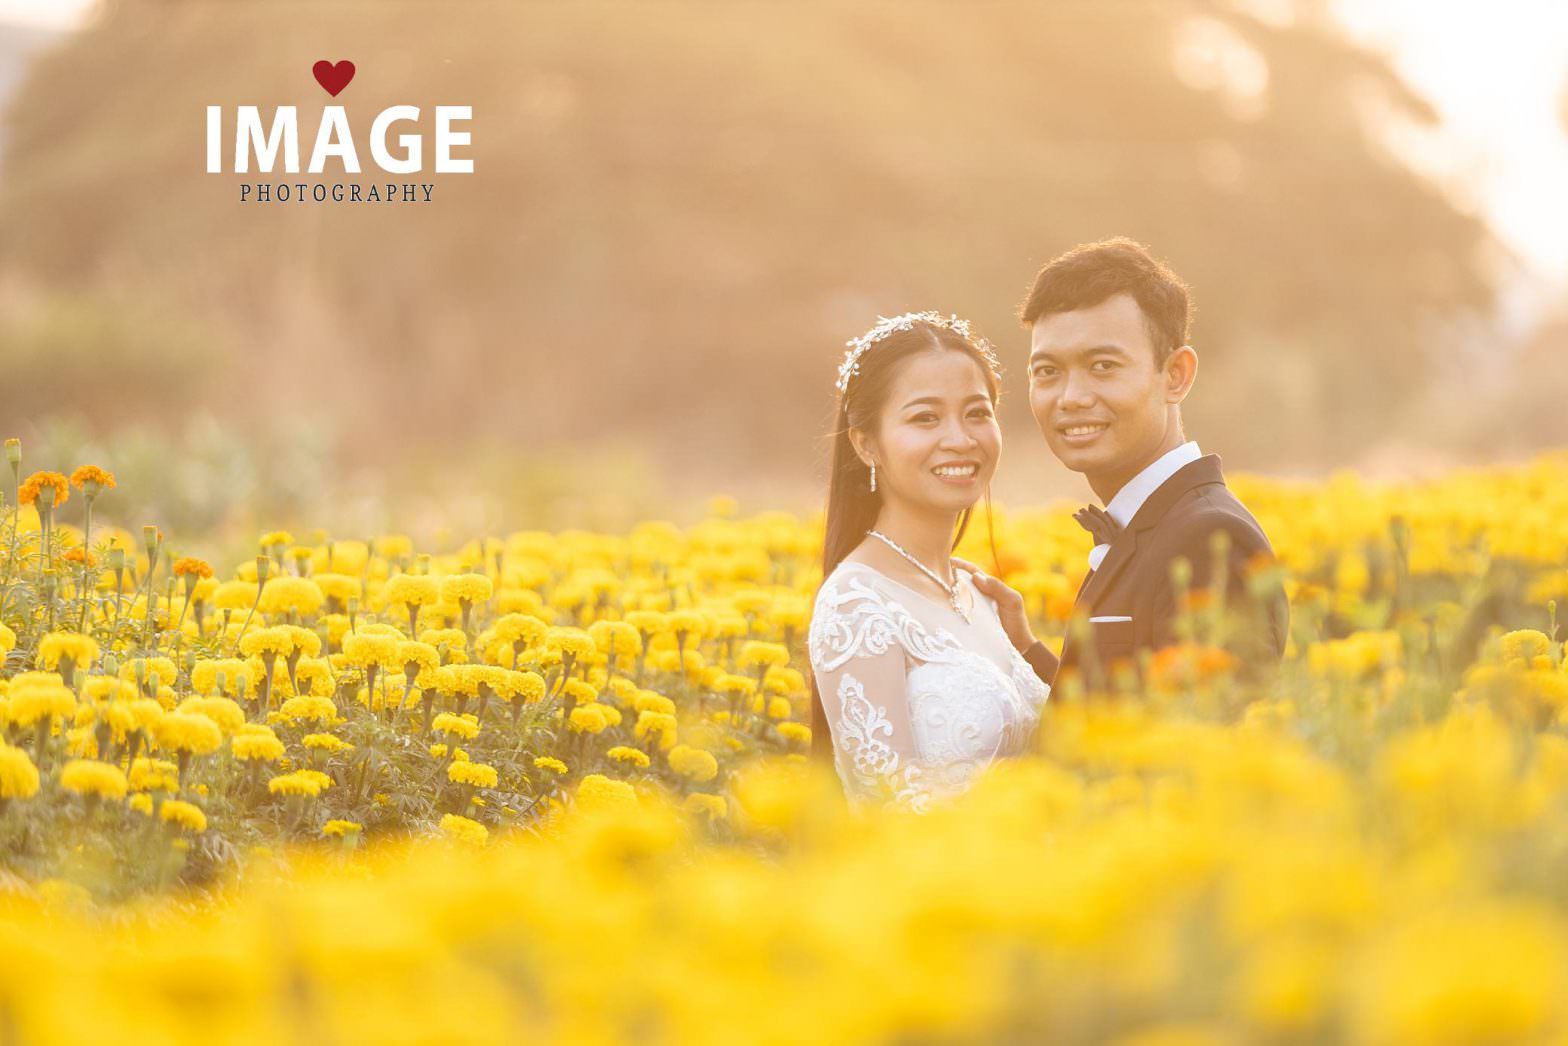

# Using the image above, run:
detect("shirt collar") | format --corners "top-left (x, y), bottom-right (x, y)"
top-left (1102, 441), bottom-right (1202, 529)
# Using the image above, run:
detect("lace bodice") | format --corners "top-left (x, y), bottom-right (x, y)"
top-left (807, 560), bottom-right (1051, 813)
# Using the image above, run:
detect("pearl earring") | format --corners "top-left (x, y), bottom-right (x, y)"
top-left (869, 462), bottom-right (877, 493)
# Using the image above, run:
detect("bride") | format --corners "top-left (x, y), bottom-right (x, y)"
top-left (808, 311), bottom-right (1050, 813)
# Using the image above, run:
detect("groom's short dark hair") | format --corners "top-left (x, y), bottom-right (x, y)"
top-left (1018, 238), bottom-right (1191, 364)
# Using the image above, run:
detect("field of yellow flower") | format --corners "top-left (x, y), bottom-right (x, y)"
top-left (3, 435), bottom-right (1568, 1044)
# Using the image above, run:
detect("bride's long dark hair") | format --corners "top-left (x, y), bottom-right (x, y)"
top-left (809, 318), bottom-right (1002, 765)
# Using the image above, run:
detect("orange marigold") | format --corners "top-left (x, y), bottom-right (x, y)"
top-left (69, 465), bottom-right (117, 492)
top-left (63, 547), bottom-right (97, 567)
top-left (18, 471), bottom-right (69, 508)
top-left (173, 557), bottom-right (214, 579)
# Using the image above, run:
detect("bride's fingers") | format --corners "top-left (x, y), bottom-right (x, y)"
top-left (950, 555), bottom-right (986, 578)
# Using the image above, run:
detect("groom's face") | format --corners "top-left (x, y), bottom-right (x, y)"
top-left (1027, 292), bottom-right (1177, 482)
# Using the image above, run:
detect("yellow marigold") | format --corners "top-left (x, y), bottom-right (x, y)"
top-left (766, 697), bottom-right (793, 720)
top-left (769, 599), bottom-right (809, 630)
top-left (187, 659), bottom-right (241, 699)
top-left (738, 641), bottom-right (790, 671)
top-left (293, 658), bottom-right (336, 697)
top-left (342, 632), bottom-right (401, 669)
top-left (500, 670), bottom-right (547, 704)
top-left (683, 792), bottom-right (728, 820)
top-left (69, 465), bottom-right (117, 493)
top-left (777, 722), bottom-right (812, 746)
top-left (633, 691), bottom-right (677, 716)
top-left (667, 744), bottom-right (719, 782)
top-left (766, 667), bottom-right (807, 695)
top-left (533, 756), bottom-right (568, 775)
top-left (574, 773), bottom-right (638, 813)
top-left (212, 580), bottom-right (260, 612)
top-left (60, 759), bottom-right (128, 800)
top-left (0, 745), bottom-right (40, 799)
top-left (419, 628), bottom-right (468, 658)
top-left (159, 799), bottom-right (207, 833)
top-left (278, 696), bottom-right (339, 725)
top-left (441, 573), bottom-right (494, 604)
top-left (258, 577), bottom-right (325, 617)
top-left (36, 632), bottom-right (100, 671)
top-left (172, 557), bottom-right (213, 580)
top-left (438, 813), bottom-right (488, 845)
top-left (128, 757), bottom-right (180, 792)
top-left (448, 761), bottom-right (499, 788)
top-left (268, 770), bottom-right (328, 797)
top-left (608, 745), bottom-right (651, 768)
top-left (667, 610), bottom-right (706, 639)
top-left (1500, 629), bottom-right (1553, 668)
top-left (321, 819), bottom-right (362, 838)
top-left (561, 679), bottom-right (598, 705)
top-left (0, 622), bottom-right (14, 655)
top-left (494, 613), bottom-right (548, 648)
top-left (384, 573), bottom-right (440, 609)
top-left (178, 696), bottom-right (246, 735)
top-left (152, 712), bottom-right (223, 755)
top-left (547, 627), bottom-right (595, 660)
top-left (280, 625), bottom-right (323, 658)
top-left (125, 699), bottom-right (164, 732)
top-left (6, 675), bottom-right (77, 727)
top-left (18, 471), bottom-right (69, 508)
top-left (302, 732), bottom-right (354, 753)
top-left (128, 793), bottom-right (154, 815)
top-left (397, 640), bottom-right (442, 677)
top-left (589, 620), bottom-right (642, 659)
top-left (711, 612), bottom-right (747, 639)
top-left (298, 769), bottom-right (332, 791)
top-left (625, 610), bottom-right (670, 638)
top-left (715, 674), bottom-right (757, 698)
top-left (634, 710), bottom-right (679, 751)
top-left (259, 530), bottom-right (293, 550)
top-left (119, 655), bottom-right (179, 690)
top-left (568, 704), bottom-right (610, 734)
top-left (313, 573), bottom-right (360, 606)
top-left (432, 712), bottom-right (481, 740)
top-left (81, 677), bottom-right (135, 703)
top-left (240, 627), bottom-right (294, 658)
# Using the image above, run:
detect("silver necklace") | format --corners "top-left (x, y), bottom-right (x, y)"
top-left (865, 530), bottom-right (969, 622)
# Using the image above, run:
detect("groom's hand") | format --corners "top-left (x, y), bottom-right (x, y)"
top-left (952, 557), bottom-right (1038, 654)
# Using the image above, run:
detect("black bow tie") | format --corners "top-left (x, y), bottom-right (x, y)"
top-left (1073, 504), bottom-right (1121, 546)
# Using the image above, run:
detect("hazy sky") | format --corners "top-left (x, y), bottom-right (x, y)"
top-left (3, 0), bottom-right (1566, 286)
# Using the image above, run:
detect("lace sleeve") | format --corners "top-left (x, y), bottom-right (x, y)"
top-left (808, 573), bottom-right (933, 812)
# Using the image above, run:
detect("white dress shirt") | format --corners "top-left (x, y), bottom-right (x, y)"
top-left (1086, 440), bottom-right (1202, 571)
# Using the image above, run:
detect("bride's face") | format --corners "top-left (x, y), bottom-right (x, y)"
top-left (858, 349), bottom-right (1000, 514)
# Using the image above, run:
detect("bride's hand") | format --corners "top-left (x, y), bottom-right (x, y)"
top-left (951, 557), bottom-right (1038, 654)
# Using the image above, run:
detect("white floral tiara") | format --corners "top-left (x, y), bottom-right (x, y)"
top-left (835, 311), bottom-right (1000, 396)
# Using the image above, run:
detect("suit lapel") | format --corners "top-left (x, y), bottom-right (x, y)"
top-left (1074, 454), bottom-right (1226, 612)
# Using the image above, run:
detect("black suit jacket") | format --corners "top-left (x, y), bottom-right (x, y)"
top-left (1023, 454), bottom-right (1288, 692)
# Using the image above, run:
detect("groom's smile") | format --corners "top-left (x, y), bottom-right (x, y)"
top-left (1027, 292), bottom-right (1192, 500)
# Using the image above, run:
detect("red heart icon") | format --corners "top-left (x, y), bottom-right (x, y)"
top-left (312, 59), bottom-right (355, 97)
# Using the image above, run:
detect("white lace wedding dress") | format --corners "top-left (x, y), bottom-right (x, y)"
top-left (808, 559), bottom-right (1051, 813)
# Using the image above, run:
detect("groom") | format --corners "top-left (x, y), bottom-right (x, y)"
top-left (970, 238), bottom-right (1288, 693)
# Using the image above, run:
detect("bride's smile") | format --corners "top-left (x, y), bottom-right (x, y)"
top-left (854, 349), bottom-right (1001, 518)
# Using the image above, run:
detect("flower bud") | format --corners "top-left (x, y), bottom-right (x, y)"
top-left (255, 555), bottom-right (271, 583)
top-left (4, 438), bottom-right (19, 466)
